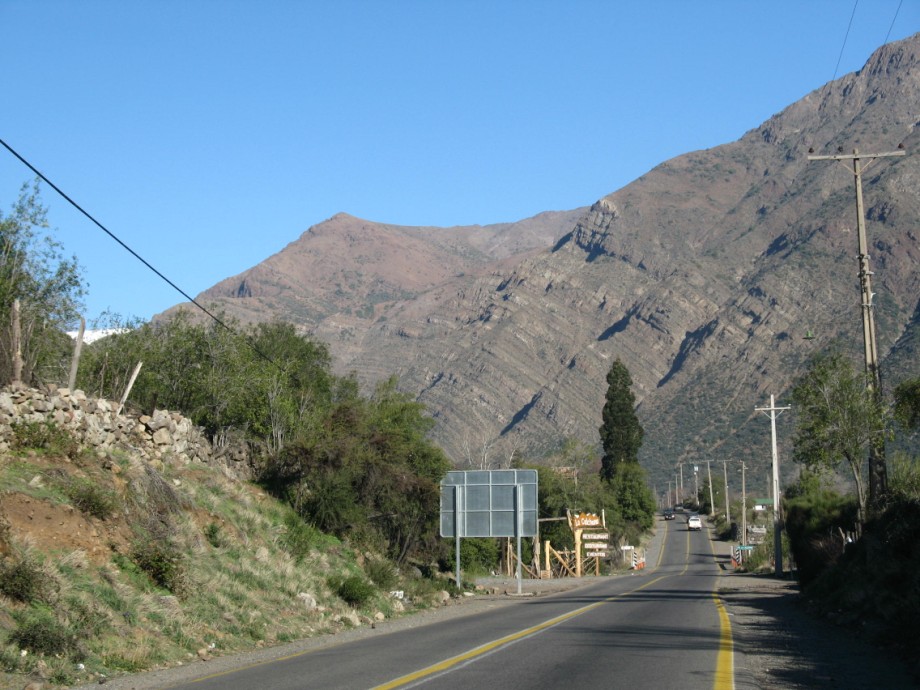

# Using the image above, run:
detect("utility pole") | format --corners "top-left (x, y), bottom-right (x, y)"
top-left (757, 394), bottom-right (790, 577)
top-left (693, 465), bottom-right (699, 508)
top-left (678, 462), bottom-right (685, 501)
top-left (740, 461), bottom-right (747, 546)
top-left (722, 460), bottom-right (730, 524)
top-left (707, 461), bottom-right (715, 517)
top-left (807, 146), bottom-right (905, 504)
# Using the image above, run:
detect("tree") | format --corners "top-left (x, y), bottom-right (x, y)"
top-left (893, 378), bottom-right (920, 430)
top-left (1, 181), bottom-right (85, 385)
top-left (599, 359), bottom-right (644, 481)
top-left (790, 352), bottom-right (887, 527)
top-left (609, 462), bottom-right (656, 530)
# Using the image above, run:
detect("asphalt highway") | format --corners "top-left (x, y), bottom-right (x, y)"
top-left (164, 515), bottom-right (736, 690)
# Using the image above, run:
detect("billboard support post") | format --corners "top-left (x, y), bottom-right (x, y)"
top-left (440, 470), bottom-right (538, 594)
top-left (454, 484), bottom-right (462, 591)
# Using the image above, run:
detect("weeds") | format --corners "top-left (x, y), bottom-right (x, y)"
top-left (63, 477), bottom-right (119, 520)
top-left (10, 420), bottom-right (80, 459)
top-left (204, 522), bottom-right (224, 548)
top-left (129, 539), bottom-right (190, 598)
top-left (282, 512), bottom-right (322, 562)
top-left (0, 550), bottom-right (56, 604)
top-left (8, 606), bottom-right (79, 657)
top-left (328, 574), bottom-right (376, 607)
top-left (365, 558), bottom-right (398, 590)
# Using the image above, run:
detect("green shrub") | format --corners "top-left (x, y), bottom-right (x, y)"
top-left (889, 452), bottom-right (920, 501)
top-left (328, 574), bottom-right (376, 607)
top-left (440, 538), bottom-right (500, 577)
top-left (364, 558), bottom-right (398, 590)
top-left (0, 552), bottom-right (55, 604)
top-left (204, 522), bottom-right (224, 548)
top-left (8, 607), bottom-right (77, 657)
top-left (281, 513), bottom-right (321, 562)
top-left (784, 489), bottom-right (858, 586)
top-left (63, 477), bottom-right (118, 520)
top-left (130, 539), bottom-right (189, 598)
top-left (10, 420), bottom-right (80, 459)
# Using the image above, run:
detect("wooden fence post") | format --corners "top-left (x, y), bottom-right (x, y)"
top-left (115, 361), bottom-right (143, 416)
top-left (68, 316), bottom-right (85, 391)
top-left (11, 298), bottom-right (23, 386)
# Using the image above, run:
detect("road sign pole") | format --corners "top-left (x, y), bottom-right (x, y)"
top-left (454, 485), bottom-right (462, 591)
top-left (516, 484), bottom-right (523, 595)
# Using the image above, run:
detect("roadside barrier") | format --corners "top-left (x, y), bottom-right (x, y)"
top-left (732, 546), bottom-right (743, 568)
top-left (630, 551), bottom-right (647, 570)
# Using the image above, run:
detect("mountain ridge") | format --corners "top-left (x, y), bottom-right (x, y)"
top-left (166, 33), bottom-right (920, 490)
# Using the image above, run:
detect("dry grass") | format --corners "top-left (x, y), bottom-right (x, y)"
top-left (0, 449), bottom-right (425, 689)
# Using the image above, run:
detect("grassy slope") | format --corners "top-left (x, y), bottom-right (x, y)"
top-left (0, 446), bottom-right (445, 689)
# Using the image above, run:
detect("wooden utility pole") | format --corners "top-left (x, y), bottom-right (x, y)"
top-left (757, 395), bottom-right (790, 577)
top-left (11, 298), bottom-right (23, 386)
top-left (807, 147), bottom-right (905, 504)
top-left (706, 461), bottom-right (715, 516)
top-left (741, 461), bottom-right (747, 546)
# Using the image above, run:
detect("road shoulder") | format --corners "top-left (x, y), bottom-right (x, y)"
top-left (719, 572), bottom-right (918, 688)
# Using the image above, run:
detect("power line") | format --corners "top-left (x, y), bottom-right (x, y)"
top-left (0, 136), bottom-right (283, 372)
top-left (882, 0), bottom-right (903, 47)
top-left (832, 0), bottom-right (859, 82)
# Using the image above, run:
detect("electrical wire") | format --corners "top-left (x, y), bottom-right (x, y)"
top-left (0, 136), bottom-right (283, 372)
top-left (832, 0), bottom-right (859, 83)
top-left (882, 0), bottom-right (903, 47)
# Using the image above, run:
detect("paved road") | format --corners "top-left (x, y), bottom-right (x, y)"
top-left (162, 515), bottom-right (736, 690)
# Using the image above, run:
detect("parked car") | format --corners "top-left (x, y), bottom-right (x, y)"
top-left (687, 514), bottom-right (702, 531)
top-left (663, 509), bottom-right (675, 520)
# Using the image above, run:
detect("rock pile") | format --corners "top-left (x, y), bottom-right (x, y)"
top-left (0, 385), bottom-right (253, 479)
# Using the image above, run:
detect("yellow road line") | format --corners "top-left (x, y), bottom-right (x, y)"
top-left (655, 517), bottom-right (669, 569)
top-left (712, 592), bottom-right (734, 690)
top-left (705, 518), bottom-right (734, 690)
top-left (373, 575), bottom-right (669, 689)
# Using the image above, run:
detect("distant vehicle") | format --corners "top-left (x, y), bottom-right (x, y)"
top-left (687, 515), bottom-right (702, 531)
top-left (663, 509), bottom-right (675, 520)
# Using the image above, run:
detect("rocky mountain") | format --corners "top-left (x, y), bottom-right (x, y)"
top-left (168, 34), bottom-right (920, 492)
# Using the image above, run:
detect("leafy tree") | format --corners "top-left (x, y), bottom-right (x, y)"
top-left (893, 378), bottom-right (920, 430)
top-left (608, 462), bottom-right (655, 530)
top-left (790, 352), bottom-right (887, 526)
top-left (78, 314), bottom-right (334, 457)
top-left (1, 181), bottom-right (85, 385)
top-left (599, 359), bottom-right (644, 481)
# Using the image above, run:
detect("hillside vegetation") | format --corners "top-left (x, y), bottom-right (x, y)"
top-left (0, 424), bottom-right (455, 688)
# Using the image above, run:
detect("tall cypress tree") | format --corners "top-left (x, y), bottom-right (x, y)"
top-left (599, 358), bottom-right (644, 481)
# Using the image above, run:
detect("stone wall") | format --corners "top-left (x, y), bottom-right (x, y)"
top-left (0, 385), bottom-right (253, 479)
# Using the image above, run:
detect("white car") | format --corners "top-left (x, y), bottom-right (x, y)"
top-left (687, 515), bottom-right (702, 531)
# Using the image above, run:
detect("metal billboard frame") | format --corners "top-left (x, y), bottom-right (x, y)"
top-left (439, 469), bottom-right (538, 594)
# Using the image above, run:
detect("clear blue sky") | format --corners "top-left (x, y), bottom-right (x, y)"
top-left (1, 1), bottom-right (916, 325)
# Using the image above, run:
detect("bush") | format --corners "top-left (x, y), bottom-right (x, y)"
top-left (8, 607), bottom-right (77, 657)
top-left (328, 574), bottom-right (376, 607)
top-left (10, 421), bottom-right (80, 459)
top-left (0, 551), bottom-right (55, 604)
top-left (281, 513), bottom-right (322, 562)
top-left (204, 522), bottom-right (224, 548)
top-left (130, 539), bottom-right (189, 598)
top-left (784, 489), bottom-right (858, 586)
top-left (440, 538), bottom-right (500, 577)
top-left (364, 558), bottom-right (398, 590)
top-left (63, 477), bottom-right (118, 520)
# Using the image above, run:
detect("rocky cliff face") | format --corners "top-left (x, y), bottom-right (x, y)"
top-left (169, 34), bottom-right (920, 489)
